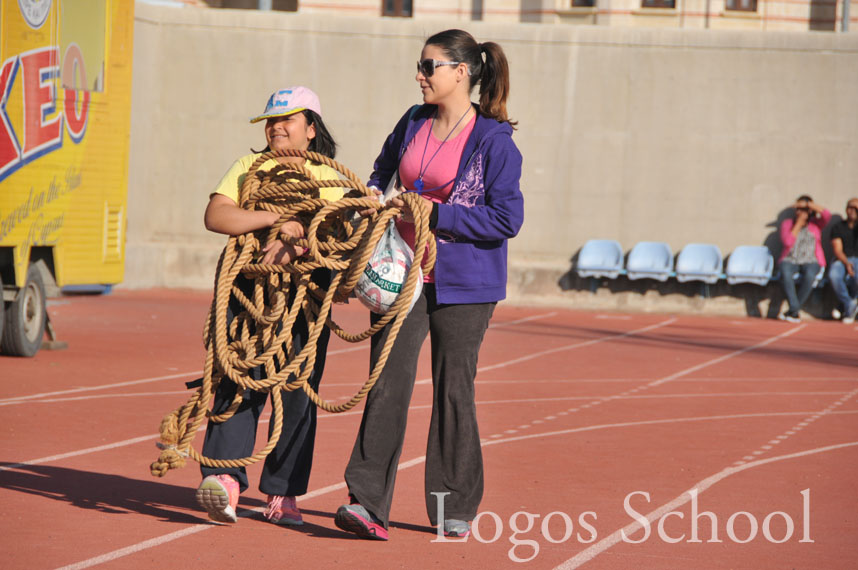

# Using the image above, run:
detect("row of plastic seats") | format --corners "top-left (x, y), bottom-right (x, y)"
top-left (576, 240), bottom-right (807, 286)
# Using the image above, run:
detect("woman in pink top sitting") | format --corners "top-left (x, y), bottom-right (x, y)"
top-left (778, 194), bottom-right (831, 322)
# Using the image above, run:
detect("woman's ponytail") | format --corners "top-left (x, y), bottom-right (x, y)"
top-left (477, 42), bottom-right (515, 128)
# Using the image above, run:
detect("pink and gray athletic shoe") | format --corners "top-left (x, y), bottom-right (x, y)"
top-left (334, 502), bottom-right (388, 541)
top-left (195, 474), bottom-right (240, 523)
top-left (264, 495), bottom-right (303, 526)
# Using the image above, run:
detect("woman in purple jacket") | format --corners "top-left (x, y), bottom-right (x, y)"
top-left (334, 29), bottom-right (524, 541)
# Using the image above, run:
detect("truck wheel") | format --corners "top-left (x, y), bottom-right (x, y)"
top-left (2, 264), bottom-right (47, 357)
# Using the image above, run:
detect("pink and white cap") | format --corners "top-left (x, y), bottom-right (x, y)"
top-left (249, 87), bottom-right (322, 123)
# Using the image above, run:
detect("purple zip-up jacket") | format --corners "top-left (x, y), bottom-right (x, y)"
top-left (368, 104), bottom-right (524, 304)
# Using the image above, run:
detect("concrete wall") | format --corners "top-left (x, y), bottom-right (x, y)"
top-left (126, 3), bottom-right (858, 312)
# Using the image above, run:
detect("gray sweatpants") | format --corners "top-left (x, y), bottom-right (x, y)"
top-left (344, 283), bottom-right (495, 528)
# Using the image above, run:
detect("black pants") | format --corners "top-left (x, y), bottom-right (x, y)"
top-left (344, 284), bottom-right (495, 528)
top-left (201, 270), bottom-right (331, 496)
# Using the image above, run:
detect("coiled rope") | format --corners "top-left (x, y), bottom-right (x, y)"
top-left (150, 149), bottom-right (435, 477)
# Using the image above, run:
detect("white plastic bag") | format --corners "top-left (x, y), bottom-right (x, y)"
top-left (354, 219), bottom-right (422, 314)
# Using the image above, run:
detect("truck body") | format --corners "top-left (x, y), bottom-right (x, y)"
top-left (0, 0), bottom-right (134, 356)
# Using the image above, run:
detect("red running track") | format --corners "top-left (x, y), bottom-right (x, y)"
top-left (0, 289), bottom-right (856, 569)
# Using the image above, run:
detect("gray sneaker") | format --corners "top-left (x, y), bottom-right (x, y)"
top-left (443, 519), bottom-right (471, 538)
top-left (334, 502), bottom-right (388, 540)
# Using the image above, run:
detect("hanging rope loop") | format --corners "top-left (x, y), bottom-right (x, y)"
top-left (150, 150), bottom-right (435, 476)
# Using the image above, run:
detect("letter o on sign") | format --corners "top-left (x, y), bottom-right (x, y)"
top-left (62, 43), bottom-right (89, 142)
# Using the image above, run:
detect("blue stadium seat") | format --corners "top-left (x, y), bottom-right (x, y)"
top-left (725, 246), bottom-right (774, 286)
top-left (675, 243), bottom-right (723, 284)
top-left (576, 239), bottom-right (625, 279)
top-left (626, 242), bottom-right (674, 281)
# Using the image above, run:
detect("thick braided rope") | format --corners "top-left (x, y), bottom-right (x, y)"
top-left (150, 149), bottom-right (435, 475)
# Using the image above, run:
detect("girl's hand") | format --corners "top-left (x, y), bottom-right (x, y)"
top-left (358, 188), bottom-right (383, 218)
top-left (261, 240), bottom-right (299, 265)
top-left (279, 219), bottom-right (305, 240)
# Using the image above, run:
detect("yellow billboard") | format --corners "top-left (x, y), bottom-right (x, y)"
top-left (0, 0), bottom-right (134, 355)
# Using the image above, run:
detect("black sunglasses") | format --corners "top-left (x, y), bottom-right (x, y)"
top-left (417, 59), bottom-right (463, 77)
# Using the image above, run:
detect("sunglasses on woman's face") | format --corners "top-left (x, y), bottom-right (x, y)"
top-left (417, 59), bottom-right (462, 77)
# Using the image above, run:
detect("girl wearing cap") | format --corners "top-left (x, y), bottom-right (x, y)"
top-left (334, 30), bottom-right (523, 541)
top-left (195, 87), bottom-right (341, 526)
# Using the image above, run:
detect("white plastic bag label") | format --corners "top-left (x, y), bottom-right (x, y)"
top-left (355, 220), bottom-right (422, 314)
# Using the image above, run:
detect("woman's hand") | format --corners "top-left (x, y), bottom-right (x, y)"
top-left (389, 194), bottom-right (430, 223)
top-left (261, 239), bottom-right (299, 265)
top-left (807, 200), bottom-right (826, 214)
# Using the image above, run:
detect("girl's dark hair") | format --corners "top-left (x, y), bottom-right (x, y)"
top-left (251, 109), bottom-right (338, 159)
top-left (794, 194), bottom-right (815, 219)
top-left (304, 110), bottom-right (337, 159)
top-left (425, 29), bottom-right (516, 129)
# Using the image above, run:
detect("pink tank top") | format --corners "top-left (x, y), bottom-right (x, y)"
top-left (397, 113), bottom-right (476, 282)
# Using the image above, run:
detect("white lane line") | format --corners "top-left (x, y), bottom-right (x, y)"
top-left (476, 392), bottom-right (851, 405)
top-left (0, 371), bottom-right (202, 405)
top-left (733, 388), bottom-right (858, 466)
top-left (3, 314), bottom-right (557, 407)
top-left (22, 391), bottom-right (806, 472)
top-left (554, 440), bottom-right (858, 570)
top-left (54, 525), bottom-right (214, 570)
top-left (476, 376), bottom-right (858, 384)
top-left (478, 410), bottom-right (858, 449)
top-left (482, 324), bottom-right (809, 439)
top-left (0, 312), bottom-right (640, 406)
top-left (488, 312), bottom-right (558, 329)
top-left (327, 345), bottom-right (369, 355)
top-left (648, 325), bottom-right (805, 387)
top-left (13, 389), bottom-right (851, 409)
top-left (2, 393), bottom-right (842, 472)
top-left (0, 435), bottom-right (158, 473)
top-left (0, 346), bottom-right (370, 406)
top-left (0, 391), bottom-right (191, 406)
top-left (414, 318), bottom-right (678, 386)
top-left (51, 411), bottom-right (858, 570)
top-left (477, 318), bottom-right (677, 374)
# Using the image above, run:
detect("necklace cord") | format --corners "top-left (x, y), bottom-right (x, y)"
top-left (414, 105), bottom-right (472, 192)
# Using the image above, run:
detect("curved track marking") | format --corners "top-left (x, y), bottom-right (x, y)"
top-left (553, 441), bottom-right (858, 570)
top-left (483, 324), bottom-right (807, 439)
top-left (415, 318), bottom-right (677, 386)
top-left (0, 371), bottom-right (201, 405)
top-left (47, 410), bottom-right (857, 569)
top-left (8, 389), bottom-right (851, 407)
top-left (3, 314), bottom-right (560, 406)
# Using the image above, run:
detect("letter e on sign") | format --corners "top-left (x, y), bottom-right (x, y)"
top-left (20, 47), bottom-right (63, 161)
